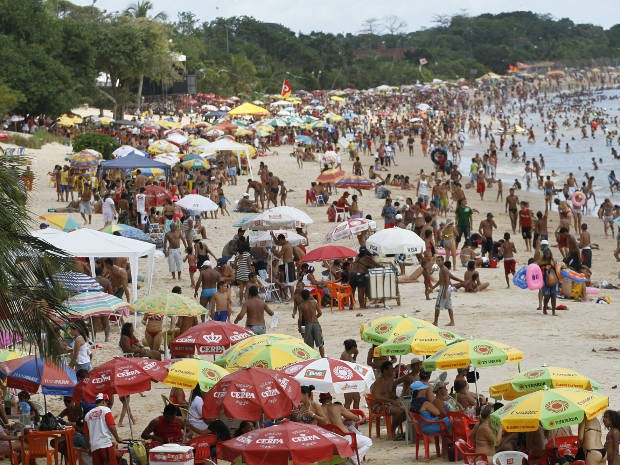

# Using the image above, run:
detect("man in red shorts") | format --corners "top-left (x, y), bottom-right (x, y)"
top-left (84, 393), bottom-right (122, 465)
top-left (500, 232), bottom-right (517, 288)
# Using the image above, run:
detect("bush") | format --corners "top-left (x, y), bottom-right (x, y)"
top-left (8, 130), bottom-right (66, 149)
top-left (72, 132), bottom-right (119, 160)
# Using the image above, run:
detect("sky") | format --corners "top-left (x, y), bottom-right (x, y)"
top-left (77, 0), bottom-right (619, 33)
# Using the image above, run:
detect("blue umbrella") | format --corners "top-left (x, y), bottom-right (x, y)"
top-left (233, 214), bottom-right (260, 228)
top-left (0, 356), bottom-right (77, 396)
top-left (52, 272), bottom-right (103, 294)
top-left (102, 224), bottom-right (155, 242)
top-left (296, 135), bottom-right (315, 146)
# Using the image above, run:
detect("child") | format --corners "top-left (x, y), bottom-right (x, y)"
top-left (421, 258), bottom-right (433, 300)
top-left (211, 282), bottom-right (232, 322)
top-left (279, 181), bottom-right (287, 206)
top-left (184, 245), bottom-right (197, 287)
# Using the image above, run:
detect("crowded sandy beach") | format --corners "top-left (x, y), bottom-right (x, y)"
top-left (0, 68), bottom-right (619, 465)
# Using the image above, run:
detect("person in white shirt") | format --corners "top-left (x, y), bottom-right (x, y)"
top-left (84, 393), bottom-right (121, 465)
top-left (188, 386), bottom-right (209, 434)
top-left (102, 193), bottom-right (117, 227)
top-left (135, 187), bottom-right (147, 225)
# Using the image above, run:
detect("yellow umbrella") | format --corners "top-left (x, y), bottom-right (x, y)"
top-left (162, 358), bottom-right (229, 391)
top-left (360, 315), bottom-right (434, 345)
top-left (224, 337), bottom-right (320, 372)
top-left (235, 127), bottom-right (253, 137)
top-left (215, 333), bottom-right (301, 368)
top-left (330, 95), bottom-right (345, 102)
top-left (157, 120), bottom-right (181, 129)
top-left (57, 114), bottom-right (83, 127)
top-left (148, 140), bottom-right (179, 155)
top-left (228, 102), bottom-right (269, 116)
top-left (423, 338), bottom-right (523, 371)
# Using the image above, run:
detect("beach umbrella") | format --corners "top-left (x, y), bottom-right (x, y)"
top-left (165, 132), bottom-right (188, 146)
top-left (131, 293), bottom-right (205, 317)
top-left (202, 367), bottom-right (301, 420)
top-left (170, 321), bottom-right (254, 356)
top-left (335, 175), bottom-right (374, 190)
top-left (157, 120), bottom-right (181, 130)
top-left (373, 327), bottom-right (464, 357)
top-left (153, 153), bottom-right (180, 166)
top-left (299, 245), bottom-right (357, 263)
top-left (39, 213), bottom-right (81, 232)
top-left (162, 358), bottom-right (229, 391)
top-left (366, 227), bottom-right (426, 255)
top-left (326, 218), bottom-right (377, 242)
top-left (0, 356), bottom-right (76, 396)
top-left (0, 131), bottom-right (10, 141)
top-left (65, 291), bottom-right (129, 319)
top-left (205, 128), bottom-right (225, 137)
top-left (132, 167), bottom-right (165, 177)
top-left (215, 334), bottom-right (297, 368)
top-left (295, 135), bottom-right (315, 146)
top-left (423, 338), bottom-right (524, 371)
top-left (218, 419), bottom-right (353, 465)
top-left (233, 214), bottom-right (260, 228)
top-left (0, 349), bottom-right (28, 362)
top-left (144, 184), bottom-right (172, 206)
top-left (316, 168), bottom-right (346, 184)
top-left (57, 114), bottom-right (83, 127)
top-left (224, 337), bottom-right (320, 372)
top-left (0, 334), bottom-right (22, 350)
top-left (248, 230), bottom-right (307, 248)
top-left (491, 388), bottom-right (608, 432)
top-left (360, 315), bottom-right (434, 345)
top-left (141, 125), bottom-right (159, 136)
top-left (102, 224), bottom-right (154, 242)
top-left (490, 366), bottom-right (600, 401)
top-left (281, 358), bottom-right (375, 394)
top-left (228, 102), bottom-right (269, 116)
top-left (69, 150), bottom-right (101, 168)
top-left (175, 194), bottom-right (218, 212)
top-left (190, 137), bottom-right (209, 146)
top-left (52, 271), bottom-right (103, 293)
top-left (180, 158), bottom-right (210, 170)
top-left (241, 206), bottom-right (314, 230)
top-left (148, 140), bottom-right (179, 155)
top-left (112, 145), bottom-right (147, 158)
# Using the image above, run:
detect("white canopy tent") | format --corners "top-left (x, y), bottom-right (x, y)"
top-left (31, 228), bottom-right (156, 302)
top-left (202, 138), bottom-right (253, 177)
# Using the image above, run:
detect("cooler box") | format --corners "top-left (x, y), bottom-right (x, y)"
top-left (149, 444), bottom-right (194, 465)
top-left (368, 267), bottom-right (399, 303)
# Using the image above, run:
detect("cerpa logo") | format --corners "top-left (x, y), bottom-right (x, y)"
top-left (545, 400), bottom-right (569, 413)
top-left (439, 331), bottom-right (457, 340)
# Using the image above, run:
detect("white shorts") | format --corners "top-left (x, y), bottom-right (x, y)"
top-left (167, 248), bottom-right (183, 273)
top-left (79, 201), bottom-right (92, 215)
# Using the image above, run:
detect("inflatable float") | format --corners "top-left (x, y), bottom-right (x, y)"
top-left (525, 263), bottom-right (544, 290)
top-left (513, 266), bottom-right (528, 289)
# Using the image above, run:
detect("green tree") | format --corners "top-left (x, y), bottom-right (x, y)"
top-left (0, 83), bottom-right (25, 119)
top-left (124, 0), bottom-right (167, 20)
top-left (72, 132), bottom-right (120, 160)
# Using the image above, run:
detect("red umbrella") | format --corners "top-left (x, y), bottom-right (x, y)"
top-left (144, 185), bottom-right (172, 207)
top-left (0, 131), bottom-right (10, 141)
top-left (83, 357), bottom-right (168, 400)
top-left (217, 419), bottom-right (353, 465)
top-left (170, 321), bottom-right (254, 356)
top-left (335, 175), bottom-right (374, 190)
top-left (202, 367), bottom-right (301, 420)
top-left (299, 245), bottom-right (357, 263)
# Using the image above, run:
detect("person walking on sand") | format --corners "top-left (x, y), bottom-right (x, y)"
top-left (79, 182), bottom-right (93, 225)
top-left (431, 256), bottom-right (463, 327)
top-left (519, 201), bottom-right (534, 252)
top-left (194, 261), bottom-right (220, 318)
top-left (234, 286), bottom-right (273, 335)
top-left (478, 212), bottom-right (497, 258)
top-left (505, 188), bottom-right (519, 234)
top-left (298, 289), bottom-right (325, 357)
top-left (164, 223), bottom-right (184, 280)
top-left (211, 281), bottom-right (232, 322)
top-left (500, 232), bottom-right (517, 288)
top-left (539, 247), bottom-right (559, 316)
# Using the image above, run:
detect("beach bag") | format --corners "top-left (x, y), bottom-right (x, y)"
top-left (545, 268), bottom-right (558, 286)
top-left (39, 412), bottom-right (60, 431)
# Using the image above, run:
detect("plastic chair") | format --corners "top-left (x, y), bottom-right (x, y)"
top-left (448, 410), bottom-right (474, 445)
top-left (335, 284), bottom-right (355, 310)
top-left (322, 424), bottom-right (361, 465)
top-left (335, 207), bottom-right (348, 222)
top-left (409, 412), bottom-right (447, 460)
top-left (22, 431), bottom-right (60, 465)
top-left (349, 409), bottom-right (367, 429)
top-left (364, 393), bottom-right (392, 439)
top-left (544, 436), bottom-right (579, 457)
top-left (492, 451), bottom-right (528, 465)
top-left (188, 434), bottom-right (218, 464)
top-left (455, 439), bottom-right (489, 465)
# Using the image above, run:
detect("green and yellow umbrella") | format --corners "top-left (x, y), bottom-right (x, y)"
top-left (215, 333), bottom-right (296, 367)
top-left (162, 358), bottom-right (229, 391)
top-left (181, 158), bottom-right (210, 170)
top-left (423, 339), bottom-right (523, 371)
top-left (0, 349), bottom-right (28, 362)
top-left (374, 327), bottom-right (463, 357)
top-left (39, 213), bottom-right (81, 232)
top-left (360, 315), bottom-right (434, 346)
top-left (223, 336), bottom-right (320, 372)
top-left (490, 366), bottom-right (600, 401)
top-left (130, 293), bottom-right (205, 317)
top-left (491, 388), bottom-right (608, 432)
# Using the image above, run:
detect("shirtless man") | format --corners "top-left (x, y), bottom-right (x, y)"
top-left (246, 179), bottom-right (264, 210)
top-left (341, 339), bottom-right (360, 409)
top-left (234, 286), bottom-right (273, 335)
top-left (298, 289), bottom-right (325, 357)
top-left (505, 188), bottom-right (519, 234)
top-left (79, 183), bottom-right (93, 225)
top-left (274, 234), bottom-right (296, 300)
top-left (431, 256), bottom-right (463, 326)
top-left (462, 261), bottom-right (489, 292)
top-left (210, 281), bottom-right (232, 322)
top-left (237, 193), bottom-right (260, 213)
top-left (500, 232), bottom-right (517, 288)
top-left (103, 258), bottom-right (130, 302)
top-left (478, 212), bottom-right (497, 258)
top-left (164, 223), bottom-right (184, 280)
top-left (558, 227), bottom-right (581, 271)
top-left (369, 361), bottom-right (405, 440)
top-left (319, 393), bottom-right (372, 464)
top-left (266, 172), bottom-right (280, 208)
top-left (533, 206), bottom-right (549, 250)
top-left (194, 261), bottom-right (220, 318)
top-left (134, 169), bottom-right (148, 190)
top-left (543, 176), bottom-right (555, 211)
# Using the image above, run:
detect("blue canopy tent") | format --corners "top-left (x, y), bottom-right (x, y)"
top-left (100, 153), bottom-right (172, 184)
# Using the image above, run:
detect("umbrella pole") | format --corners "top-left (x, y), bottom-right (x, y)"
top-left (44, 394), bottom-right (47, 414)
top-left (90, 316), bottom-right (96, 343)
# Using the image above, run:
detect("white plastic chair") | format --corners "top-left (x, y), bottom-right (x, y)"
top-left (257, 269), bottom-right (282, 303)
top-left (493, 451), bottom-right (528, 465)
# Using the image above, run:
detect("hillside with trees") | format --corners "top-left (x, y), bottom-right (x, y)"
top-left (1, 0), bottom-right (619, 117)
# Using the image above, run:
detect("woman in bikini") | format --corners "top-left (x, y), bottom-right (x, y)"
top-left (603, 410), bottom-right (620, 465)
top-left (469, 405), bottom-right (498, 459)
top-left (579, 416), bottom-right (607, 465)
top-left (142, 312), bottom-right (163, 352)
top-left (440, 220), bottom-right (458, 270)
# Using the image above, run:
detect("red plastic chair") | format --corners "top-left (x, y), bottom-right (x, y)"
top-left (349, 409), bottom-right (367, 429)
top-left (322, 424), bottom-right (361, 465)
top-left (448, 410), bottom-right (475, 445)
top-left (540, 436), bottom-right (579, 465)
top-left (455, 439), bottom-right (489, 465)
top-left (364, 393), bottom-right (393, 439)
top-left (188, 434), bottom-right (218, 464)
top-left (409, 412), bottom-right (448, 460)
top-left (22, 431), bottom-right (60, 465)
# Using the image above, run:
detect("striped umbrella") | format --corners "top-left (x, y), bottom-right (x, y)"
top-left (336, 175), bottom-right (374, 190)
top-left (39, 213), bottom-right (81, 232)
top-left (102, 224), bottom-right (154, 242)
top-left (233, 214), bottom-right (260, 228)
top-left (65, 291), bottom-right (130, 319)
top-left (69, 149), bottom-right (101, 168)
top-left (131, 293), bottom-right (205, 317)
top-left (52, 272), bottom-right (103, 293)
top-left (316, 168), bottom-right (346, 184)
top-left (0, 349), bottom-right (28, 362)
top-left (0, 356), bottom-right (77, 395)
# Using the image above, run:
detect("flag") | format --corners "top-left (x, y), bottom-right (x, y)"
top-left (281, 79), bottom-right (291, 98)
top-left (419, 57), bottom-right (428, 66)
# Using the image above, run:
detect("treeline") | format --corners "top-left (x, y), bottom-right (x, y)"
top-left (1, 1), bottom-right (619, 117)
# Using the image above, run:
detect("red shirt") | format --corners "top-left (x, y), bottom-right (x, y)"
top-left (519, 209), bottom-right (532, 228)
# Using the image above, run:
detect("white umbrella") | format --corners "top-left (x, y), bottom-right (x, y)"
top-left (326, 218), bottom-right (377, 243)
top-left (175, 194), bottom-right (219, 212)
top-left (242, 206), bottom-right (314, 231)
top-left (153, 153), bottom-right (179, 166)
top-left (165, 132), bottom-right (188, 145)
top-left (248, 230), bottom-right (307, 248)
top-left (112, 145), bottom-right (146, 158)
top-left (366, 227), bottom-right (425, 255)
top-left (202, 104), bottom-right (218, 111)
top-left (417, 103), bottom-right (431, 111)
top-left (281, 358), bottom-right (375, 394)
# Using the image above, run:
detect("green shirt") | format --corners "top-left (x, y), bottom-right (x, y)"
top-left (455, 206), bottom-right (472, 227)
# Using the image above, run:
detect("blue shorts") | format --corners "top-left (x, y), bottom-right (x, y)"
top-left (247, 325), bottom-right (266, 335)
top-left (201, 288), bottom-right (216, 299)
top-left (227, 167), bottom-right (237, 176)
top-left (213, 311), bottom-right (229, 322)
